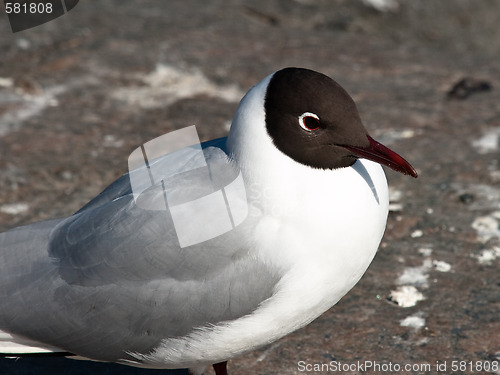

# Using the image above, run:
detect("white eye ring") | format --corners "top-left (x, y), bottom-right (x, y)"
top-left (298, 112), bottom-right (320, 131)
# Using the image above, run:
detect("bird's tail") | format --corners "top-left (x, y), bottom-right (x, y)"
top-left (0, 329), bottom-right (71, 357)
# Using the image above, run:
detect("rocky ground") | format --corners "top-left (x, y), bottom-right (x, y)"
top-left (0, 0), bottom-right (499, 374)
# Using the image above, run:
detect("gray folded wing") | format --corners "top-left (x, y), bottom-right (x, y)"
top-left (0, 138), bottom-right (279, 362)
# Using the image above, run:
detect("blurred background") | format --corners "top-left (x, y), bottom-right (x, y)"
top-left (0, 1), bottom-right (499, 374)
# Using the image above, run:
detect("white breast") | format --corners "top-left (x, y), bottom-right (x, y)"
top-left (129, 158), bottom-right (388, 369)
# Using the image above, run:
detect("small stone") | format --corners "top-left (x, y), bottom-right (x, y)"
top-left (411, 229), bottom-right (423, 238)
top-left (447, 77), bottom-right (492, 100)
top-left (459, 193), bottom-right (475, 204)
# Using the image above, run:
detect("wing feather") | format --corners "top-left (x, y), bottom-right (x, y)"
top-left (0, 138), bottom-right (280, 361)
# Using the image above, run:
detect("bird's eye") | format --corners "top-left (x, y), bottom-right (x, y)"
top-left (298, 112), bottom-right (320, 131)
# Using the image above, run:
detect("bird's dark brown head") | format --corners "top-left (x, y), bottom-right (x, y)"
top-left (264, 67), bottom-right (417, 178)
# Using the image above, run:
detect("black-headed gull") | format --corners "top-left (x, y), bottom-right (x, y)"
top-left (0, 68), bottom-right (417, 375)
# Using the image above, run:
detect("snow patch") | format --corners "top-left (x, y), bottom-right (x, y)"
top-left (400, 313), bottom-right (426, 330)
top-left (0, 76), bottom-right (98, 137)
top-left (362, 0), bottom-right (399, 13)
top-left (389, 286), bottom-right (425, 308)
top-left (397, 258), bottom-right (432, 287)
top-left (103, 134), bottom-right (125, 148)
top-left (392, 248), bottom-right (452, 308)
top-left (432, 260), bottom-right (451, 272)
top-left (472, 127), bottom-right (500, 154)
top-left (0, 77), bottom-right (13, 88)
top-left (0, 203), bottom-right (29, 215)
top-left (471, 212), bottom-right (500, 243)
top-left (474, 247), bottom-right (500, 265)
top-left (452, 183), bottom-right (500, 211)
top-left (418, 247), bottom-right (433, 257)
top-left (389, 187), bottom-right (403, 212)
top-left (111, 64), bottom-right (244, 109)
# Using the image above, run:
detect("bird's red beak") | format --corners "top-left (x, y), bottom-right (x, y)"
top-left (341, 135), bottom-right (418, 178)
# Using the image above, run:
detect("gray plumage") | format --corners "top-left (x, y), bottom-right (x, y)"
top-left (0, 138), bottom-right (279, 363)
